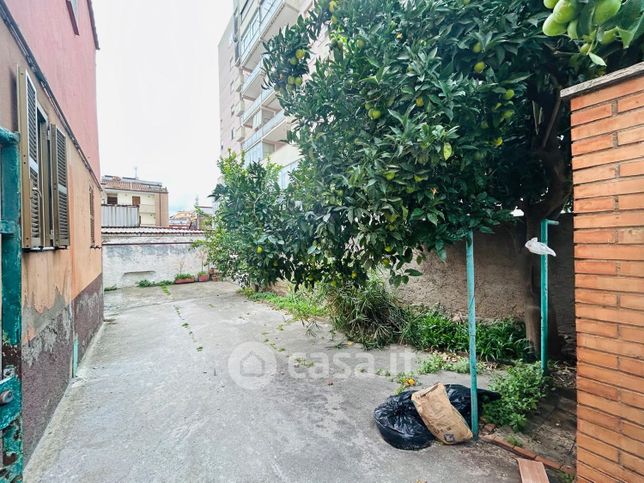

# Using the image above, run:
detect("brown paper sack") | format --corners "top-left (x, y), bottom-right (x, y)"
top-left (412, 383), bottom-right (473, 444)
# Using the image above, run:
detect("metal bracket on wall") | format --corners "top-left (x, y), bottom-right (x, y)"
top-left (0, 126), bottom-right (24, 481)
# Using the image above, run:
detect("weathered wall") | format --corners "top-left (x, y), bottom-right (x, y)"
top-left (395, 215), bottom-right (575, 335)
top-left (563, 65), bottom-right (644, 483)
top-left (102, 231), bottom-right (206, 288)
top-left (0, 6), bottom-right (103, 459)
top-left (4, 0), bottom-right (100, 174)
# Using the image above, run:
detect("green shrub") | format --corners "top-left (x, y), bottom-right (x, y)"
top-left (403, 311), bottom-right (528, 361)
top-left (483, 362), bottom-right (546, 431)
top-left (402, 309), bottom-right (467, 353)
top-left (137, 280), bottom-right (154, 288)
top-left (324, 278), bottom-right (414, 349)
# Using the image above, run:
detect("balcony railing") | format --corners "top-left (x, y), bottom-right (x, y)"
top-left (242, 110), bottom-right (286, 151)
top-left (241, 88), bottom-right (274, 125)
top-left (239, 0), bottom-right (282, 65)
top-left (242, 59), bottom-right (265, 93)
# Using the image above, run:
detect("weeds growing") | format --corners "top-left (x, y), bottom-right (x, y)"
top-left (483, 362), bottom-right (547, 431)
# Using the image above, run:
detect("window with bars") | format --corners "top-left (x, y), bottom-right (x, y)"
top-left (18, 67), bottom-right (71, 249)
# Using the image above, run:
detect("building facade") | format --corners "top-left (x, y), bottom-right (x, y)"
top-left (219, 0), bottom-right (315, 186)
top-left (0, 0), bottom-right (103, 466)
top-left (101, 175), bottom-right (169, 227)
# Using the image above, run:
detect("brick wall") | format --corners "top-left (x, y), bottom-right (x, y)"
top-left (565, 64), bottom-right (643, 482)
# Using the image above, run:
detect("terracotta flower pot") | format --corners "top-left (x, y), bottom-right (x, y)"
top-left (198, 274), bottom-right (209, 282)
top-left (175, 277), bottom-right (195, 284)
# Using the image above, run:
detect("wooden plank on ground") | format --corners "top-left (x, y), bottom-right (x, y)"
top-left (517, 458), bottom-right (549, 483)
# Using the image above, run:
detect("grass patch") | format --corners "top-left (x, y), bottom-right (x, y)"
top-left (483, 362), bottom-right (546, 431)
top-left (137, 279), bottom-right (173, 288)
top-left (161, 285), bottom-right (171, 296)
top-left (242, 287), bottom-right (326, 322)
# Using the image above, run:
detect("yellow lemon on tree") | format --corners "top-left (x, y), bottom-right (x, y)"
top-left (329, 1), bottom-right (337, 13)
top-left (356, 38), bottom-right (365, 49)
top-left (385, 245), bottom-right (393, 253)
top-left (493, 137), bottom-right (503, 147)
top-left (351, 271), bottom-right (357, 279)
top-left (472, 42), bottom-right (482, 53)
top-left (384, 171), bottom-right (396, 181)
top-left (294, 77), bottom-right (303, 86)
top-left (502, 110), bottom-right (514, 120)
top-left (369, 108), bottom-right (382, 120)
top-left (474, 61), bottom-right (486, 73)
top-left (544, 0), bottom-right (559, 9)
top-left (503, 88), bottom-right (515, 100)
top-left (256, 246), bottom-right (264, 254)
top-left (295, 48), bottom-right (306, 60)
top-left (415, 97), bottom-right (425, 107)
top-left (289, 57), bottom-right (298, 65)
top-left (600, 27), bottom-right (618, 45)
top-left (287, 75), bottom-right (295, 85)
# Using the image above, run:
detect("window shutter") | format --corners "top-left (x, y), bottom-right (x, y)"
top-left (52, 125), bottom-right (70, 247)
top-left (18, 67), bottom-right (42, 248)
top-left (89, 186), bottom-right (95, 247)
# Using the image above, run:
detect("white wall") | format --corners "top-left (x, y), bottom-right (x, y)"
top-left (102, 232), bottom-right (208, 288)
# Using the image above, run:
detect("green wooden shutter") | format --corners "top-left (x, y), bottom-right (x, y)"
top-left (17, 67), bottom-right (42, 249)
top-left (52, 125), bottom-right (70, 247)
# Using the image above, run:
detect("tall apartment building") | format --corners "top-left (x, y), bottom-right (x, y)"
top-left (101, 175), bottom-right (170, 227)
top-left (219, 0), bottom-right (313, 186)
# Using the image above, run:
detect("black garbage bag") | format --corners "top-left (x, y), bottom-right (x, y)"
top-left (444, 384), bottom-right (501, 428)
top-left (373, 390), bottom-right (434, 450)
top-left (373, 385), bottom-right (501, 449)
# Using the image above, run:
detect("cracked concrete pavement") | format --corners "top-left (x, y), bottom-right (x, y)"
top-left (26, 281), bottom-right (520, 482)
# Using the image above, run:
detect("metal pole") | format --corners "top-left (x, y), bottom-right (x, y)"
top-left (466, 231), bottom-right (478, 438)
top-left (540, 219), bottom-right (559, 376)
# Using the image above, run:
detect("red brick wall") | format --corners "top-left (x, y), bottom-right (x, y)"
top-left (569, 70), bottom-right (643, 482)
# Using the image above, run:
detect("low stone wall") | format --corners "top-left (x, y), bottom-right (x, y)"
top-left (102, 228), bottom-right (206, 288)
top-left (395, 215), bottom-right (575, 335)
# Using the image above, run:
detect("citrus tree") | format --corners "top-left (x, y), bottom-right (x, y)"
top-left (262, 0), bottom-right (641, 354)
top-left (204, 152), bottom-right (289, 290)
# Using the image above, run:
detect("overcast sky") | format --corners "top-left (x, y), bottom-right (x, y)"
top-left (94, 0), bottom-right (233, 214)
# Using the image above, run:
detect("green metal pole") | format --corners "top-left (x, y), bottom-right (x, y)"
top-left (540, 219), bottom-right (559, 376)
top-left (466, 231), bottom-right (478, 438)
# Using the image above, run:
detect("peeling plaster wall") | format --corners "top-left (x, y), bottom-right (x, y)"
top-left (395, 215), bottom-right (575, 336)
top-left (0, 12), bottom-right (103, 460)
top-left (102, 233), bottom-right (206, 288)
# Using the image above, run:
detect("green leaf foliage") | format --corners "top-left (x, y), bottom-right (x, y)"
top-left (262, 0), bottom-right (641, 287)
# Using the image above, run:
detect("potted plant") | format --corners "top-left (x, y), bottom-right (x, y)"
top-left (174, 273), bottom-right (195, 284)
top-left (197, 271), bottom-right (209, 282)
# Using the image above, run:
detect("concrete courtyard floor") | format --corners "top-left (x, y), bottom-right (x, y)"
top-left (26, 281), bottom-right (520, 482)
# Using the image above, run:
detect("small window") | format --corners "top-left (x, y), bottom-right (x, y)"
top-left (107, 195), bottom-right (117, 205)
top-left (66, 0), bottom-right (80, 35)
top-left (132, 196), bottom-right (141, 207)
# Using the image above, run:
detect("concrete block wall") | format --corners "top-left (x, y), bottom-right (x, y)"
top-left (564, 64), bottom-right (644, 482)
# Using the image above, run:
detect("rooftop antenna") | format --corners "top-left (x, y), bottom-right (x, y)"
top-left (134, 166), bottom-right (138, 179)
